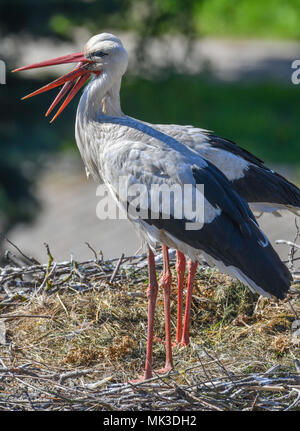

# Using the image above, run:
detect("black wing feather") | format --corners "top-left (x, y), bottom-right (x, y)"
top-left (207, 133), bottom-right (300, 209)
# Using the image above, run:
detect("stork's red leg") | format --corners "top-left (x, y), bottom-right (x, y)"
top-left (176, 250), bottom-right (186, 344)
top-left (159, 245), bottom-right (173, 372)
top-left (143, 247), bottom-right (159, 380)
top-left (181, 259), bottom-right (198, 346)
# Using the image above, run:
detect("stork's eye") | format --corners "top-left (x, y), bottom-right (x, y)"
top-left (91, 50), bottom-right (108, 58)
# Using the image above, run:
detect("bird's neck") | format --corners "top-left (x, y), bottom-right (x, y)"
top-left (101, 78), bottom-right (123, 117)
top-left (78, 72), bottom-right (124, 120)
top-left (75, 72), bottom-right (125, 181)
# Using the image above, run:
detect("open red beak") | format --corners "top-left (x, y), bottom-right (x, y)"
top-left (12, 52), bottom-right (94, 122)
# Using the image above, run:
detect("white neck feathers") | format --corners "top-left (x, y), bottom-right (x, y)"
top-left (78, 72), bottom-right (123, 121)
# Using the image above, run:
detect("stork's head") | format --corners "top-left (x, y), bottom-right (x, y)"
top-left (12, 33), bottom-right (128, 122)
top-left (84, 33), bottom-right (128, 77)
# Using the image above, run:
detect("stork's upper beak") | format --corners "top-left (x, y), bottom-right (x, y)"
top-left (12, 52), bottom-right (94, 122)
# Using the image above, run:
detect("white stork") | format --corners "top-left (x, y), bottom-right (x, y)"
top-left (13, 33), bottom-right (293, 381)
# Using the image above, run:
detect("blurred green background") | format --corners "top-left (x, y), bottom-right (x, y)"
top-left (0, 0), bottom-right (300, 258)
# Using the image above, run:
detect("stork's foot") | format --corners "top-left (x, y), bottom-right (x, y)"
top-left (129, 376), bottom-right (148, 384)
top-left (129, 369), bottom-right (153, 384)
top-left (153, 364), bottom-right (173, 375)
top-left (179, 336), bottom-right (190, 348)
top-left (173, 336), bottom-right (190, 348)
top-left (129, 364), bottom-right (172, 384)
top-left (178, 341), bottom-right (189, 348)
top-left (129, 359), bottom-right (173, 384)
top-left (154, 336), bottom-right (190, 349)
top-left (154, 336), bottom-right (177, 348)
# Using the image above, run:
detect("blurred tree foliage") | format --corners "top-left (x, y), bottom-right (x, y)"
top-left (0, 0), bottom-right (300, 258)
top-left (195, 0), bottom-right (300, 40)
top-left (1, 0), bottom-right (300, 40)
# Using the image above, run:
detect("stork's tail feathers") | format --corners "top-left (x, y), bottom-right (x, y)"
top-left (271, 170), bottom-right (300, 210)
top-left (205, 219), bottom-right (292, 300)
top-left (234, 165), bottom-right (300, 214)
top-left (236, 223), bottom-right (291, 300)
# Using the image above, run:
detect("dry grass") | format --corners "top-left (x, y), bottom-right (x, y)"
top-left (0, 250), bottom-right (300, 410)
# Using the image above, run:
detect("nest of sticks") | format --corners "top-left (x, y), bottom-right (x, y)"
top-left (0, 238), bottom-right (300, 411)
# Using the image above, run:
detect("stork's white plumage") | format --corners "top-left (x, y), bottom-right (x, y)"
top-left (14, 33), bottom-right (293, 380)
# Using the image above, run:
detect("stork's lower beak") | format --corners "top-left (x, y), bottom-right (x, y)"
top-left (12, 52), bottom-right (94, 122)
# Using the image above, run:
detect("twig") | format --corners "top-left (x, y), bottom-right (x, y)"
top-left (31, 262), bottom-right (57, 299)
top-left (5, 251), bottom-right (24, 268)
top-left (0, 314), bottom-right (55, 320)
top-left (250, 393), bottom-right (259, 411)
top-left (56, 293), bottom-right (69, 317)
top-left (58, 368), bottom-right (104, 384)
top-left (276, 240), bottom-right (300, 250)
top-left (85, 242), bottom-right (98, 261)
top-left (288, 300), bottom-right (299, 319)
top-left (3, 236), bottom-right (40, 265)
top-left (109, 253), bottom-right (124, 283)
top-left (294, 360), bottom-right (300, 375)
top-left (172, 380), bottom-right (224, 411)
